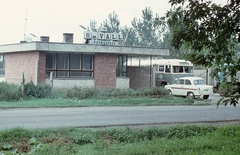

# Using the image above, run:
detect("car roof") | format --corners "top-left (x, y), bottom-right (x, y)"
top-left (178, 77), bottom-right (204, 80)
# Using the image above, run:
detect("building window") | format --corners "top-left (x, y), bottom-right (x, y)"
top-left (0, 55), bottom-right (5, 76)
top-left (46, 53), bottom-right (94, 78)
top-left (116, 55), bottom-right (127, 77)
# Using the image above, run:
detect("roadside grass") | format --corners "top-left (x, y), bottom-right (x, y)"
top-left (0, 83), bottom-right (214, 108)
top-left (0, 126), bottom-right (239, 155)
top-left (0, 95), bottom-right (198, 108)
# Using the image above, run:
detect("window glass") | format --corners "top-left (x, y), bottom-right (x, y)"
top-left (46, 53), bottom-right (56, 69)
top-left (58, 53), bottom-right (69, 69)
top-left (173, 66), bottom-right (183, 73)
top-left (46, 71), bottom-right (56, 77)
top-left (82, 54), bottom-right (93, 70)
top-left (176, 79), bottom-right (184, 84)
top-left (184, 67), bottom-right (193, 73)
top-left (46, 53), bottom-right (94, 78)
top-left (116, 55), bottom-right (127, 77)
top-left (57, 71), bottom-right (68, 77)
top-left (70, 71), bottom-right (93, 77)
top-left (0, 55), bottom-right (3, 68)
top-left (185, 79), bottom-right (191, 85)
top-left (193, 80), bottom-right (206, 85)
top-left (159, 65), bottom-right (164, 72)
top-left (70, 54), bottom-right (81, 69)
top-left (165, 65), bottom-right (171, 73)
top-left (0, 55), bottom-right (5, 76)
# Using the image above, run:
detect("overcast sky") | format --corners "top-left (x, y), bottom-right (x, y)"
top-left (0, 0), bottom-right (227, 45)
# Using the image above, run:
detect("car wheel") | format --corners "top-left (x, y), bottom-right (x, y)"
top-left (203, 95), bottom-right (209, 99)
top-left (187, 92), bottom-right (195, 99)
top-left (168, 90), bottom-right (172, 95)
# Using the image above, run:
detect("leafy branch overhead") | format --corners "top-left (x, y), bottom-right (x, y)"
top-left (155, 0), bottom-right (240, 106)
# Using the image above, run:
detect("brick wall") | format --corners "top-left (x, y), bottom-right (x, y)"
top-left (127, 66), bottom-right (152, 89)
top-left (94, 53), bottom-right (116, 89)
top-left (5, 51), bottom-right (45, 85)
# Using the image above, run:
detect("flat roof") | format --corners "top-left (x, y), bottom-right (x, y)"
top-left (0, 42), bottom-right (169, 56)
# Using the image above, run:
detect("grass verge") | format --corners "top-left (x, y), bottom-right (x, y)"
top-left (0, 125), bottom-right (239, 154)
top-left (0, 95), bottom-right (198, 108)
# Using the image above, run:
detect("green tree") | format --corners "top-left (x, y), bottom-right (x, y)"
top-left (121, 26), bottom-right (138, 46)
top-left (101, 11), bottom-right (121, 33)
top-left (132, 7), bottom-right (161, 47)
top-left (89, 11), bottom-right (132, 45)
top-left (155, 0), bottom-right (240, 106)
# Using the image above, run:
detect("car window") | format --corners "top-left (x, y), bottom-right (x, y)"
top-left (176, 79), bottom-right (184, 84)
top-left (185, 79), bottom-right (191, 85)
top-left (193, 79), bottom-right (206, 85)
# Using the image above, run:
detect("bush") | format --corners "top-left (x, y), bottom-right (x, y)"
top-left (0, 82), bottom-right (21, 101)
top-left (23, 81), bottom-right (51, 99)
top-left (66, 87), bottom-right (99, 99)
top-left (66, 87), bottom-right (169, 100)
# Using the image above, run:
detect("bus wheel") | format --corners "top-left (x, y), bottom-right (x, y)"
top-left (187, 92), bottom-right (195, 99)
top-left (203, 95), bottom-right (209, 99)
top-left (161, 82), bottom-right (167, 87)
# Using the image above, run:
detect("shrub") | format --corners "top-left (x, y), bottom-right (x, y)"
top-left (0, 82), bottom-right (21, 101)
top-left (66, 87), bottom-right (169, 99)
top-left (23, 81), bottom-right (51, 99)
top-left (66, 86), bottom-right (99, 100)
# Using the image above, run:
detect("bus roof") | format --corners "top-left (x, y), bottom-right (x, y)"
top-left (129, 59), bottom-right (193, 66)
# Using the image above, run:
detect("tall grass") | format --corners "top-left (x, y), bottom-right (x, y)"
top-left (66, 86), bottom-right (170, 100)
top-left (0, 82), bottom-right (21, 101)
top-left (0, 81), bottom-right (51, 101)
top-left (0, 126), bottom-right (239, 154)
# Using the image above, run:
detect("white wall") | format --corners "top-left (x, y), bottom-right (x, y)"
top-left (116, 77), bottom-right (130, 89)
top-left (46, 78), bottom-right (94, 89)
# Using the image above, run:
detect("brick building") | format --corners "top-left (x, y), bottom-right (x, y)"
top-left (0, 33), bottom-right (169, 89)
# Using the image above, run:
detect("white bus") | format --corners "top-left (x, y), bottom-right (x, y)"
top-left (128, 59), bottom-right (194, 86)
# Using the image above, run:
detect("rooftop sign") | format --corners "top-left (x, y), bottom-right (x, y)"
top-left (83, 27), bottom-right (122, 45)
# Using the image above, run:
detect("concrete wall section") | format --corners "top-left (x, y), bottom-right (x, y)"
top-left (116, 77), bottom-right (130, 89)
top-left (5, 51), bottom-right (40, 85)
top-left (94, 53), bottom-right (116, 89)
top-left (46, 78), bottom-right (94, 89)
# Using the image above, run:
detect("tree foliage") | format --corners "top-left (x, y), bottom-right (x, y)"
top-left (132, 7), bottom-right (161, 47)
top-left (88, 8), bottom-right (166, 48)
top-left (155, 0), bottom-right (240, 106)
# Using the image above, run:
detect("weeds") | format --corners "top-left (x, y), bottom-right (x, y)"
top-left (0, 82), bottom-right (21, 101)
top-left (0, 81), bottom-right (51, 101)
top-left (0, 126), bottom-right (239, 154)
top-left (66, 86), bottom-right (170, 100)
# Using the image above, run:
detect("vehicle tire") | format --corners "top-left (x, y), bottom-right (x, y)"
top-left (219, 88), bottom-right (227, 96)
top-left (168, 90), bottom-right (172, 95)
top-left (187, 92), bottom-right (195, 99)
top-left (203, 95), bottom-right (209, 99)
top-left (161, 82), bottom-right (167, 87)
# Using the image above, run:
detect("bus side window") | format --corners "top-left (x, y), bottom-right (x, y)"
top-left (159, 65), bottom-right (164, 72)
top-left (165, 65), bottom-right (171, 73)
top-left (179, 67), bottom-right (183, 73)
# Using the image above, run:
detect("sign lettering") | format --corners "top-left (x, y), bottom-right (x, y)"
top-left (84, 30), bottom-right (122, 46)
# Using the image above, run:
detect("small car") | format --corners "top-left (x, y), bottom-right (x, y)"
top-left (165, 77), bottom-right (213, 99)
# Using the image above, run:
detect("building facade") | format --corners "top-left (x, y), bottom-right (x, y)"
top-left (0, 33), bottom-right (169, 89)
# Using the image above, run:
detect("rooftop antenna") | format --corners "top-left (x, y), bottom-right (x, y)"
top-left (24, 7), bottom-right (28, 41)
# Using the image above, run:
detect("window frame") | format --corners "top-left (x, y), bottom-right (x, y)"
top-left (0, 54), bottom-right (5, 76)
top-left (116, 55), bottom-right (127, 77)
top-left (46, 53), bottom-right (94, 78)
